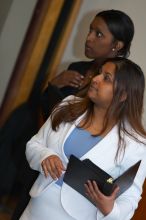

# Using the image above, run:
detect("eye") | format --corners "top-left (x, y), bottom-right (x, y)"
top-left (104, 74), bottom-right (112, 82)
top-left (96, 31), bottom-right (103, 38)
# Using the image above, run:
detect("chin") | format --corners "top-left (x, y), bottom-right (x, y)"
top-left (87, 91), bottom-right (95, 100)
top-left (85, 50), bottom-right (95, 59)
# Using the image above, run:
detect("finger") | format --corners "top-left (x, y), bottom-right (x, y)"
top-left (71, 78), bottom-right (84, 85)
top-left (70, 71), bottom-right (84, 79)
top-left (43, 159), bottom-right (58, 180)
top-left (69, 78), bottom-right (85, 88)
top-left (69, 73), bottom-right (84, 82)
top-left (86, 180), bottom-right (101, 199)
top-left (49, 158), bottom-right (65, 178)
top-left (92, 181), bottom-right (102, 194)
top-left (69, 82), bottom-right (80, 88)
top-left (57, 160), bottom-right (66, 171)
top-left (41, 161), bottom-right (49, 177)
top-left (48, 165), bottom-right (58, 180)
top-left (111, 186), bottom-right (120, 198)
top-left (85, 182), bottom-right (96, 202)
top-left (87, 180), bottom-right (95, 190)
top-left (86, 180), bottom-right (96, 196)
top-left (84, 183), bottom-right (90, 194)
top-left (49, 159), bottom-right (61, 179)
top-left (54, 161), bottom-right (65, 178)
top-left (55, 164), bottom-right (63, 178)
top-left (84, 183), bottom-right (95, 201)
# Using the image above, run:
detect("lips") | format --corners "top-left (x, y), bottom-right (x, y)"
top-left (85, 44), bottom-right (92, 52)
top-left (89, 84), bottom-right (98, 91)
top-left (86, 45), bottom-right (91, 49)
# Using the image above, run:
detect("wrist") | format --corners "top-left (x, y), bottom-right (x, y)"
top-left (101, 204), bottom-right (114, 216)
top-left (51, 75), bottom-right (65, 88)
top-left (50, 78), bottom-right (61, 88)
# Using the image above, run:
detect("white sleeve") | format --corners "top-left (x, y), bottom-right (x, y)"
top-left (96, 155), bottom-right (146, 220)
top-left (25, 116), bottom-right (59, 174)
top-left (25, 95), bottom-right (79, 174)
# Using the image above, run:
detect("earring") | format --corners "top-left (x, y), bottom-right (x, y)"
top-left (112, 48), bottom-right (115, 51)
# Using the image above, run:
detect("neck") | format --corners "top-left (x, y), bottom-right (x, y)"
top-left (87, 105), bottom-right (115, 136)
top-left (94, 58), bottom-right (106, 67)
top-left (92, 106), bottom-right (109, 132)
top-left (93, 106), bottom-right (106, 124)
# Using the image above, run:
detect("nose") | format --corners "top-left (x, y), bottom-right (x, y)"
top-left (86, 31), bottom-right (96, 42)
top-left (92, 74), bottom-right (102, 84)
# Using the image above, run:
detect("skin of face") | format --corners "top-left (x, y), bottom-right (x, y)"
top-left (85, 16), bottom-right (116, 60)
top-left (87, 62), bottom-right (116, 110)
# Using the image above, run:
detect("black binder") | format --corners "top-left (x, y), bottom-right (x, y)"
top-left (63, 155), bottom-right (141, 204)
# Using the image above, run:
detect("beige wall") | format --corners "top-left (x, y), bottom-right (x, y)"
top-left (0, 0), bottom-right (13, 34)
top-left (0, 0), bottom-right (37, 105)
top-left (58, 0), bottom-right (146, 125)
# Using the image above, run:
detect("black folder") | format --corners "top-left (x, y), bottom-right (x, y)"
top-left (63, 155), bottom-right (141, 204)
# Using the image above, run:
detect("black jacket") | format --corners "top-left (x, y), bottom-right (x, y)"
top-left (41, 60), bottom-right (94, 120)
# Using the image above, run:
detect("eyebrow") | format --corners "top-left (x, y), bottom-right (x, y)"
top-left (100, 67), bottom-right (114, 79)
top-left (90, 24), bottom-right (101, 31)
top-left (104, 71), bottom-right (114, 80)
top-left (105, 72), bottom-right (113, 76)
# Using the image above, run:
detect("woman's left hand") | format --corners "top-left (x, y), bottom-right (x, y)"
top-left (84, 180), bottom-right (119, 216)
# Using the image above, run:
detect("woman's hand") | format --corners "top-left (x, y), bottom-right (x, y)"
top-left (41, 155), bottom-right (65, 179)
top-left (51, 70), bottom-right (84, 88)
top-left (85, 180), bottom-right (119, 216)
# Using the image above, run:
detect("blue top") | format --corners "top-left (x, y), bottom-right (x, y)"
top-left (56, 127), bottom-right (101, 186)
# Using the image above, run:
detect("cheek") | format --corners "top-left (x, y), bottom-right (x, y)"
top-left (94, 40), bottom-right (113, 51)
top-left (87, 88), bottom-right (97, 98)
top-left (105, 88), bottom-right (114, 102)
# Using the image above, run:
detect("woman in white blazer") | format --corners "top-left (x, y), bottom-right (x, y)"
top-left (20, 57), bottom-right (146, 220)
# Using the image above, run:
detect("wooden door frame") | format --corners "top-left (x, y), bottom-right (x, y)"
top-left (0, 0), bottom-right (82, 126)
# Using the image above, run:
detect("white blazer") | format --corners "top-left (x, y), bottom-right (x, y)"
top-left (26, 96), bottom-right (146, 220)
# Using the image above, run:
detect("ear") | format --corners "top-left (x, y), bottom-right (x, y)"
top-left (120, 91), bottom-right (127, 102)
top-left (115, 41), bottom-right (124, 52)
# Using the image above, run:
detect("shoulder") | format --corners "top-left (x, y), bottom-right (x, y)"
top-left (69, 60), bottom-right (94, 66)
top-left (51, 95), bottom-right (82, 114)
top-left (119, 121), bottom-right (146, 158)
top-left (68, 60), bottom-right (94, 73)
top-left (124, 126), bottom-right (146, 158)
top-left (126, 123), bottom-right (146, 145)
top-left (60, 95), bottom-right (82, 105)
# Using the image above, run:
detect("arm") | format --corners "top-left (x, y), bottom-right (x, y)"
top-left (25, 115), bottom-right (62, 174)
top-left (40, 61), bottom-right (92, 120)
top-left (40, 70), bottom-right (84, 120)
top-left (50, 69), bottom-right (84, 88)
top-left (40, 72), bottom-right (83, 120)
top-left (26, 117), bottom-right (65, 179)
top-left (26, 95), bottom-right (76, 177)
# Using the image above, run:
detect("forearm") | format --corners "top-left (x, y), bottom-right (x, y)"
top-left (96, 173), bottom-right (145, 220)
top-left (96, 196), bottom-right (136, 220)
top-left (25, 118), bottom-right (59, 173)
